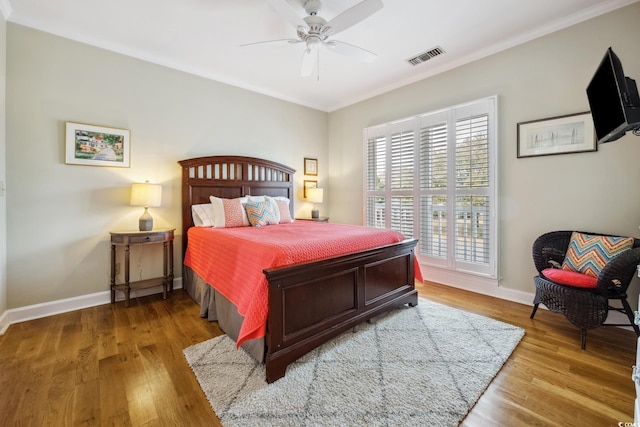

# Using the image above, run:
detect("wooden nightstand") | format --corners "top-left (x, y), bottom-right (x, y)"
top-left (296, 217), bottom-right (329, 223)
top-left (110, 228), bottom-right (175, 307)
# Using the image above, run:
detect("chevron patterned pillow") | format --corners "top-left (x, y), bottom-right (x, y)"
top-left (244, 200), bottom-right (278, 227)
top-left (561, 232), bottom-right (634, 278)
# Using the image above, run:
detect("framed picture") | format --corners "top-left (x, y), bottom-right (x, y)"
top-left (304, 157), bottom-right (318, 175)
top-left (303, 180), bottom-right (317, 198)
top-left (517, 112), bottom-right (596, 158)
top-left (65, 122), bottom-right (131, 167)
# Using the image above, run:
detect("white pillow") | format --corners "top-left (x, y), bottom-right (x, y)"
top-left (247, 195), bottom-right (265, 202)
top-left (191, 203), bottom-right (215, 227)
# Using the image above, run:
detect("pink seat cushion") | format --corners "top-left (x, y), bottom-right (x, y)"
top-left (542, 268), bottom-right (597, 289)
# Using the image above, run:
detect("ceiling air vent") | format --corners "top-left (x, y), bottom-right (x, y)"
top-left (406, 46), bottom-right (445, 66)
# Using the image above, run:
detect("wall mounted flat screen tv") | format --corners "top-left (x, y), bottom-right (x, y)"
top-left (586, 47), bottom-right (640, 144)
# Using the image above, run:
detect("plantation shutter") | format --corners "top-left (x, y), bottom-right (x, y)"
top-left (419, 121), bottom-right (448, 259)
top-left (389, 127), bottom-right (414, 238)
top-left (365, 126), bottom-right (387, 229)
top-left (364, 96), bottom-right (497, 279)
top-left (454, 113), bottom-right (490, 266)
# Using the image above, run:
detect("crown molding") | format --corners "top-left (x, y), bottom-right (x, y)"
top-left (328, 0), bottom-right (640, 111)
top-left (2, 0), bottom-right (638, 112)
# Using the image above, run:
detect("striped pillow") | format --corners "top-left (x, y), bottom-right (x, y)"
top-left (244, 200), bottom-right (278, 227)
top-left (562, 232), bottom-right (634, 278)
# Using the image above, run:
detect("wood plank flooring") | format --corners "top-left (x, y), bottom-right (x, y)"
top-left (0, 281), bottom-right (636, 426)
top-left (417, 282), bottom-right (637, 427)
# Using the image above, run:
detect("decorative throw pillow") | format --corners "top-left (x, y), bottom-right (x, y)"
top-left (276, 199), bottom-right (294, 223)
top-left (265, 196), bottom-right (294, 223)
top-left (562, 232), bottom-right (634, 278)
top-left (542, 268), bottom-right (597, 288)
top-left (244, 200), bottom-right (278, 227)
top-left (209, 196), bottom-right (250, 227)
top-left (221, 198), bottom-right (248, 227)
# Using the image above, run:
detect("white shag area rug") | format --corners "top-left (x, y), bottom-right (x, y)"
top-left (183, 298), bottom-right (524, 427)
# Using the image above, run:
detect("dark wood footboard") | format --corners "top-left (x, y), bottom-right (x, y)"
top-left (263, 238), bottom-right (418, 383)
top-left (179, 156), bottom-right (420, 384)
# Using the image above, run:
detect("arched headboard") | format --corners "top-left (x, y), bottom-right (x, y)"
top-left (178, 155), bottom-right (296, 254)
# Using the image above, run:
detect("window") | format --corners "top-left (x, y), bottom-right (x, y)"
top-left (364, 97), bottom-right (497, 279)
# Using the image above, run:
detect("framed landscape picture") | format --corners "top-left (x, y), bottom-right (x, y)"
top-left (65, 122), bottom-right (131, 167)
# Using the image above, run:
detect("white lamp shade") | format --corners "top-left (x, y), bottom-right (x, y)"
top-left (130, 182), bottom-right (162, 207)
top-left (306, 188), bottom-right (323, 204)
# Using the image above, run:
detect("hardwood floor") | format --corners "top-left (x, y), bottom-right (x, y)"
top-left (0, 281), bottom-right (636, 426)
top-left (417, 282), bottom-right (637, 427)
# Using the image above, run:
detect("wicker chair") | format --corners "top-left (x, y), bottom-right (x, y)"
top-left (530, 230), bottom-right (640, 349)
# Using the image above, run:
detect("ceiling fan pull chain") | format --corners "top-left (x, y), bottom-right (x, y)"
top-left (316, 48), bottom-right (320, 82)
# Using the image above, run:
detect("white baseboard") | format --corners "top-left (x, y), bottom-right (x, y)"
top-left (1, 274), bottom-right (634, 335)
top-left (0, 278), bottom-right (183, 335)
top-left (424, 270), bottom-right (634, 331)
top-left (423, 265), bottom-right (534, 306)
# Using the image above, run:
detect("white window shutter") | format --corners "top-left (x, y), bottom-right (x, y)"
top-left (364, 96), bottom-right (498, 279)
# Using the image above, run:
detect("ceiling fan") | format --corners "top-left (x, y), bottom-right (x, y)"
top-left (244, 0), bottom-right (384, 78)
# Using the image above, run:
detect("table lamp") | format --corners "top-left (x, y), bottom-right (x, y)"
top-left (130, 181), bottom-right (162, 231)
top-left (306, 187), bottom-right (323, 219)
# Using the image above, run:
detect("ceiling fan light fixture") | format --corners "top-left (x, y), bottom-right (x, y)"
top-left (307, 37), bottom-right (321, 51)
top-left (256, 0), bottom-right (384, 78)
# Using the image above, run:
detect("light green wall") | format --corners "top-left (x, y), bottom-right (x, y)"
top-left (327, 3), bottom-right (640, 296)
top-left (0, 13), bottom-right (7, 314)
top-left (5, 24), bottom-right (328, 309)
top-left (5, 4), bottom-right (640, 311)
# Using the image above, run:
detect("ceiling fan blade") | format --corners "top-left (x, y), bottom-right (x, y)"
top-left (300, 45), bottom-right (319, 77)
top-left (326, 0), bottom-right (383, 35)
top-left (241, 38), bottom-right (302, 47)
top-left (265, 0), bottom-right (306, 29)
top-left (326, 40), bottom-right (377, 62)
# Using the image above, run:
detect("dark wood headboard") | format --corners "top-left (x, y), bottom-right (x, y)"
top-left (178, 155), bottom-right (296, 254)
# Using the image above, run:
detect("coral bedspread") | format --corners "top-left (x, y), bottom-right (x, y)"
top-left (184, 222), bottom-right (421, 347)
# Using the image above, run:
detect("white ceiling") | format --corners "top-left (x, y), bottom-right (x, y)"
top-left (2, 0), bottom-right (638, 111)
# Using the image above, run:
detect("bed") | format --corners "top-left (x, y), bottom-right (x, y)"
top-left (179, 155), bottom-right (419, 383)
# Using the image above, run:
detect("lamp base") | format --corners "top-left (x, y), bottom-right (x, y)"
top-left (311, 209), bottom-right (319, 219)
top-left (139, 207), bottom-right (153, 231)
